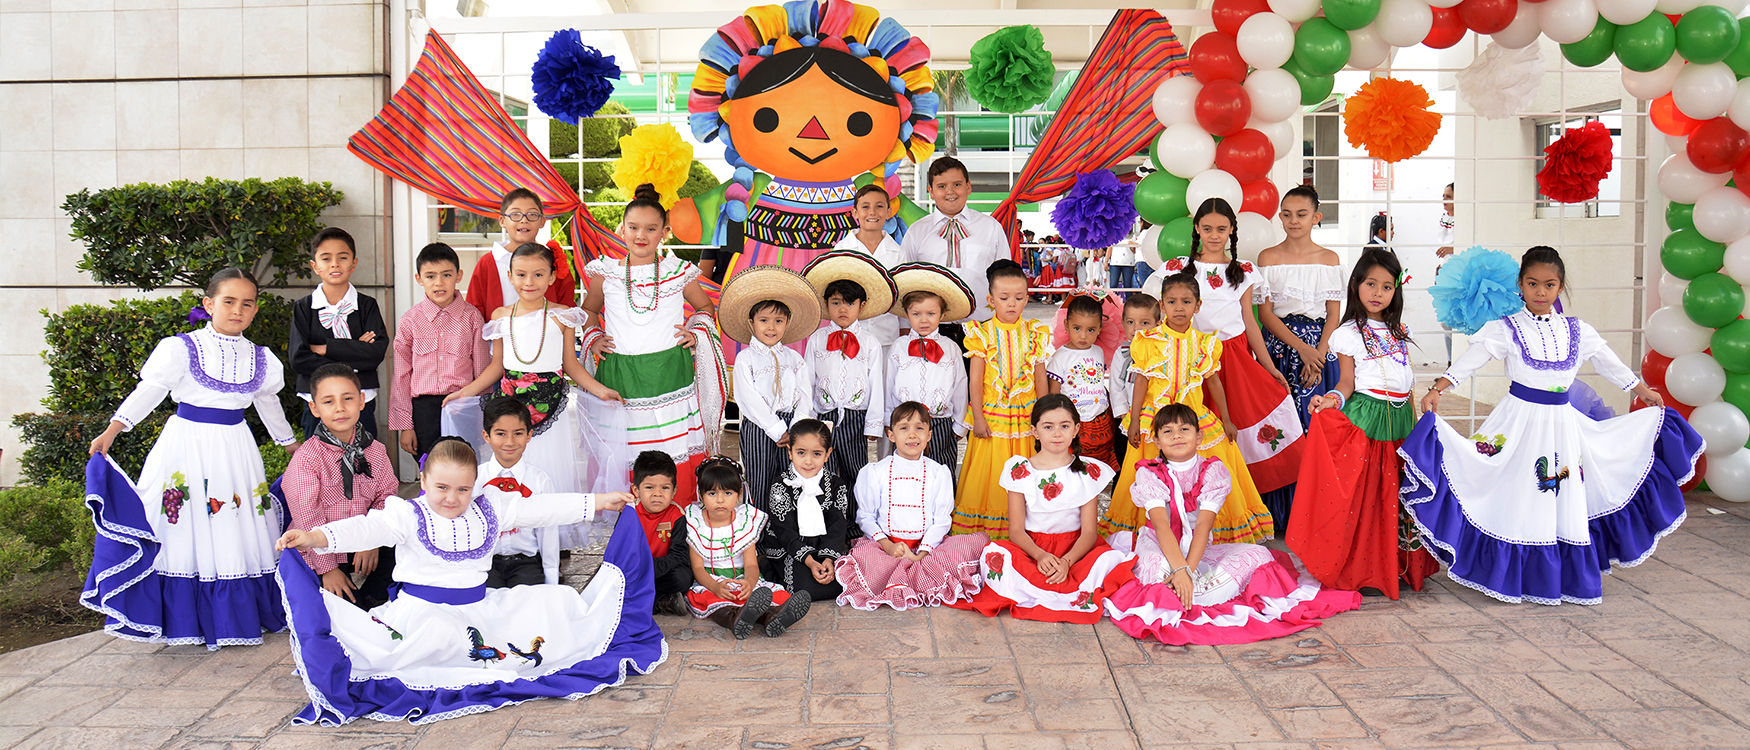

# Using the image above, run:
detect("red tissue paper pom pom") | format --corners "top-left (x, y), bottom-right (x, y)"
top-left (1535, 121), bottom-right (1614, 204)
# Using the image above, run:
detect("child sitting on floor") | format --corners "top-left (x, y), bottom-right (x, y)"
top-left (632, 450), bottom-right (693, 617)
top-left (286, 363), bottom-right (400, 609)
top-left (836, 401), bottom-right (988, 610)
top-left (758, 419), bottom-right (855, 603)
top-left (478, 396), bottom-right (560, 588)
top-left (684, 456), bottom-right (813, 639)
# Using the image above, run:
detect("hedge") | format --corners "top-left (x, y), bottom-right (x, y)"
top-left (0, 480), bottom-right (93, 584)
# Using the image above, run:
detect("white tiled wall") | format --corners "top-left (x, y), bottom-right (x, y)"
top-left (0, 0), bottom-right (390, 485)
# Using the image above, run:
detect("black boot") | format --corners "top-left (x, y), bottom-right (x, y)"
top-left (763, 590), bottom-right (812, 637)
top-left (732, 587), bottom-right (773, 640)
top-left (708, 606), bottom-right (741, 630)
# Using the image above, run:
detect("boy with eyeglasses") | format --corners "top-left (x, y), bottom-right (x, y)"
top-left (465, 188), bottom-right (576, 319)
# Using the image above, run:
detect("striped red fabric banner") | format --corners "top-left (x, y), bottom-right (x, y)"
top-left (348, 31), bottom-right (627, 266)
top-left (993, 9), bottom-right (1190, 260)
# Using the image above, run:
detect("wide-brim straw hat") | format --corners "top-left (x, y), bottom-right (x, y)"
top-left (802, 250), bottom-right (898, 321)
top-left (718, 265), bottom-right (823, 345)
top-left (888, 261), bottom-right (976, 322)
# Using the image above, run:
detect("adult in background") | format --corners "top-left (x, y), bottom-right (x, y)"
top-left (1109, 226), bottom-right (1137, 293)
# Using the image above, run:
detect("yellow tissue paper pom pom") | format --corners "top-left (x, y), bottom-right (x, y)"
top-left (612, 123), bottom-right (693, 208)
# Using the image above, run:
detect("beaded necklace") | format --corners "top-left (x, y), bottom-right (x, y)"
top-left (624, 253), bottom-right (663, 314)
top-left (506, 300), bottom-right (549, 367)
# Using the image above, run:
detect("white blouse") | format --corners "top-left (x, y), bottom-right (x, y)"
top-left (315, 491), bottom-right (598, 589)
top-left (1329, 320), bottom-right (1417, 400)
top-left (483, 306), bottom-right (587, 374)
top-left (683, 504), bottom-right (766, 571)
top-left (733, 340), bottom-right (812, 442)
top-left (1442, 310), bottom-right (1640, 392)
top-left (1259, 264), bottom-right (1345, 319)
top-left (853, 454), bottom-right (955, 551)
top-left (886, 331), bottom-right (969, 432)
top-left (112, 326), bottom-right (296, 445)
top-left (480, 456), bottom-right (559, 584)
top-left (830, 232), bottom-right (905, 348)
top-left (997, 456), bottom-right (1115, 535)
top-left (584, 255), bottom-right (701, 357)
top-left (1132, 457), bottom-right (1232, 554)
top-left (806, 320), bottom-right (885, 430)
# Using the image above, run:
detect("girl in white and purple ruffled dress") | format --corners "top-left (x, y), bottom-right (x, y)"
top-left (1406, 246), bottom-right (1701, 605)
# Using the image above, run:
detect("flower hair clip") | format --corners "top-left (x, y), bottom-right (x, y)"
top-left (1398, 268), bottom-right (1412, 287)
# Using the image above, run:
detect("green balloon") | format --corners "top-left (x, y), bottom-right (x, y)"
top-left (1284, 59), bottom-right (1336, 106)
top-left (1667, 201), bottom-right (1695, 232)
top-left (1722, 372), bottom-right (1750, 438)
top-left (1148, 130), bottom-right (1166, 172)
top-left (1684, 272), bottom-right (1746, 329)
top-left (1135, 172), bottom-right (1190, 225)
top-left (1677, 5), bottom-right (1742, 65)
top-left (1322, 0), bottom-right (1381, 31)
top-left (1157, 216), bottom-right (1195, 263)
top-left (1713, 319), bottom-right (1750, 374)
top-left (1562, 17), bottom-right (1619, 68)
top-left (1662, 228), bottom-right (1726, 280)
top-left (1292, 18), bottom-right (1352, 77)
top-left (1614, 13), bottom-right (1676, 73)
top-left (1723, 18), bottom-right (1750, 78)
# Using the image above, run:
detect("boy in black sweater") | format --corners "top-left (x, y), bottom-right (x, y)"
top-left (291, 227), bottom-right (390, 438)
top-left (631, 451), bottom-right (693, 616)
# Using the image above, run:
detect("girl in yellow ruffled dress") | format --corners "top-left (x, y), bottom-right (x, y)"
top-left (953, 261), bottom-right (1053, 540)
top-left (1101, 273), bottom-right (1273, 544)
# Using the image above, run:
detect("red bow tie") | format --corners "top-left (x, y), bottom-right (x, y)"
top-left (484, 476), bottom-right (531, 497)
top-left (908, 338), bottom-right (944, 364)
top-left (827, 329), bottom-right (860, 359)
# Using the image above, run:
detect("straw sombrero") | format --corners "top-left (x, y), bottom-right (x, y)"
top-left (888, 262), bottom-right (976, 322)
top-left (802, 251), bottom-right (898, 321)
top-left (718, 265), bottom-right (823, 345)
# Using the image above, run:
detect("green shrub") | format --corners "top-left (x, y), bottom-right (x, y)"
top-left (63, 177), bottom-right (344, 290)
top-left (11, 412), bottom-right (163, 489)
top-left (549, 101), bottom-right (635, 159)
top-left (585, 187), bottom-right (626, 232)
top-left (0, 481), bottom-right (93, 578)
top-left (678, 160), bottom-right (721, 200)
top-left (0, 530), bottom-right (49, 588)
top-left (551, 160), bottom-right (614, 196)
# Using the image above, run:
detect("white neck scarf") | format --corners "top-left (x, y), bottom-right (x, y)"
top-left (315, 285), bottom-right (358, 339)
top-left (786, 470), bottom-right (827, 538)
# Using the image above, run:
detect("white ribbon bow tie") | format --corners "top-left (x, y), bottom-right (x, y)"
top-left (319, 301), bottom-right (355, 338)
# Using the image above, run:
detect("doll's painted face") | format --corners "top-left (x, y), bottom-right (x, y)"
top-left (724, 50), bottom-right (904, 183)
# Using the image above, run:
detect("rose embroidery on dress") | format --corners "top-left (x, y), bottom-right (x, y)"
top-left (1257, 424), bottom-right (1283, 451)
top-left (1205, 270), bottom-right (1224, 289)
top-left (1163, 257), bottom-right (1186, 272)
top-left (1039, 473), bottom-right (1064, 500)
top-left (1072, 590), bottom-right (1094, 609)
top-left (1009, 462), bottom-right (1031, 481)
top-left (984, 551), bottom-right (1005, 580)
top-left (1086, 462), bottom-right (1102, 480)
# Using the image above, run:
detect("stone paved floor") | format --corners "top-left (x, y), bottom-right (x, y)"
top-left (3, 494), bottom-right (1750, 750)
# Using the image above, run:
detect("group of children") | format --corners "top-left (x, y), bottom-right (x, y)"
top-left (75, 156), bottom-right (1701, 724)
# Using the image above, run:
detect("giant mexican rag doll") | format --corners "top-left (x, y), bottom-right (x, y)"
top-left (675, 0), bottom-right (937, 301)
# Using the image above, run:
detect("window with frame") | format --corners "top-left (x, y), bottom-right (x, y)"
top-left (1303, 102), bottom-right (1341, 226)
top-left (1533, 106), bottom-right (1621, 219)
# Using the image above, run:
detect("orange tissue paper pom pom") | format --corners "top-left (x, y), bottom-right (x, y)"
top-left (1342, 77), bottom-right (1443, 164)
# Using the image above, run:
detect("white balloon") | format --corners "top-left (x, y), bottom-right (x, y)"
top-left (1540, 0), bottom-right (1601, 44)
top-left (1690, 401), bottom-right (1750, 457)
top-left (1156, 122), bottom-right (1218, 179)
top-left (1378, 0), bottom-right (1435, 46)
top-left (1730, 78), bottom-right (1750, 132)
top-left (1251, 119), bottom-right (1297, 160)
top-left (1186, 169), bottom-right (1245, 217)
top-left (1491, 1), bottom-right (1543, 49)
top-left (1726, 237), bottom-right (1750, 286)
top-left (1236, 211), bottom-right (1282, 259)
top-left (1668, 351), bottom-right (1729, 407)
top-left (1646, 305), bottom-right (1717, 357)
top-left (1268, 0), bottom-right (1321, 23)
top-left (1660, 271), bottom-right (1693, 306)
top-left (1711, 0), bottom-right (1749, 14)
top-left (1674, 62), bottom-right (1738, 121)
top-left (1244, 68), bottom-right (1302, 124)
top-left (1596, 0), bottom-right (1657, 25)
top-left (1152, 76), bottom-right (1202, 128)
top-left (1659, 153), bottom-right (1732, 204)
top-left (1427, 0), bottom-right (1462, 8)
top-left (1348, 24), bottom-right (1393, 69)
top-left (1622, 56), bottom-right (1686, 102)
top-left (1654, 0), bottom-right (1703, 13)
top-left (1706, 447), bottom-right (1750, 502)
top-left (1666, 133), bottom-right (1691, 154)
top-left (1238, 13), bottom-right (1296, 69)
top-left (1694, 187), bottom-right (1750, 245)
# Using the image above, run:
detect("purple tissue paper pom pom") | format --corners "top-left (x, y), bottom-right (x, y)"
top-left (1051, 170), bottom-right (1138, 250)
top-left (531, 29), bottom-right (621, 126)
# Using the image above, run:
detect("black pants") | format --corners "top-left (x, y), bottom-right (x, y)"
top-left (938, 322), bottom-right (971, 376)
top-left (928, 415), bottom-right (961, 485)
top-left (485, 553), bottom-right (545, 588)
top-left (818, 408), bottom-right (870, 483)
top-left (760, 554), bottom-right (844, 603)
top-left (302, 399), bottom-right (378, 441)
top-left (653, 565), bottom-right (694, 597)
top-left (409, 394), bottom-right (447, 458)
top-left (741, 410), bottom-right (792, 511)
top-left (338, 546), bottom-right (396, 609)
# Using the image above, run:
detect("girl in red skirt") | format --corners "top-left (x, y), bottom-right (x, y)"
top-left (683, 456), bottom-right (812, 639)
top-left (958, 394), bottom-right (1137, 623)
top-left (1287, 249), bottom-right (1439, 597)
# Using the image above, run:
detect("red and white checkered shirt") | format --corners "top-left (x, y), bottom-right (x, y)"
top-left (388, 297), bottom-right (490, 431)
top-left (285, 438), bottom-right (401, 574)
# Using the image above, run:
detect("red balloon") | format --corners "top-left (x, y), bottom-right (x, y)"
top-left (1665, 13), bottom-right (1683, 25)
top-left (1684, 455), bottom-right (1705, 491)
top-left (1189, 32), bottom-right (1248, 84)
top-left (1736, 158), bottom-right (1750, 200)
top-left (1213, 0), bottom-right (1272, 37)
top-left (1687, 118), bottom-right (1750, 175)
top-left (1194, 79), bottom-right (1253, 137)
top-left (1650, 94), bottom-right (1702, 137)
top-left (1424, 5), bottom-right (1468, 48)
top-left (1241, 178), bottom-right (1281, 216)
top-left (1641, 382), bottom-right (1695, 420)
top-left (1215, 129), bottom-right (1275, 183)
top-left (1458, 0), bottom-right (1518, 34)
top-left (1642, 350), bottom-right (1674, 390)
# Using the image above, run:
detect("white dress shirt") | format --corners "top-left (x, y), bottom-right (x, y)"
top-left (806, 320), bottom-right (885, 435)
top-left (854, 453), bottom-right (955, 552)
top-left (1442, 311), bottom-right (1640, 392)
top-left (113, 325), bottom-right (297, 445)
top-left (831, 231), bottom-right (906, 347)
top-left (315, 491), bottom-right (598, 589)
top-left (886, 331), bottom-right (969, 434)
top-left (901, 207), bottom-right (1008, 322)
top-left (733, 339), bottom-right (812, 442)
top-left (480, 456), bottom-right (561, 585)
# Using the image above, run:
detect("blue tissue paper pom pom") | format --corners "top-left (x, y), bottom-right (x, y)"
top-left (1051, 170), bottom-right (1138, 250)
top-left (1429, 246), bottom-right (1526, 335)
top-left (531, 29), bottom-right (621, 126)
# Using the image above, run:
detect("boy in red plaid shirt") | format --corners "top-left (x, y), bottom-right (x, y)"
top-left (286, 363), bottom-right (400, 608)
